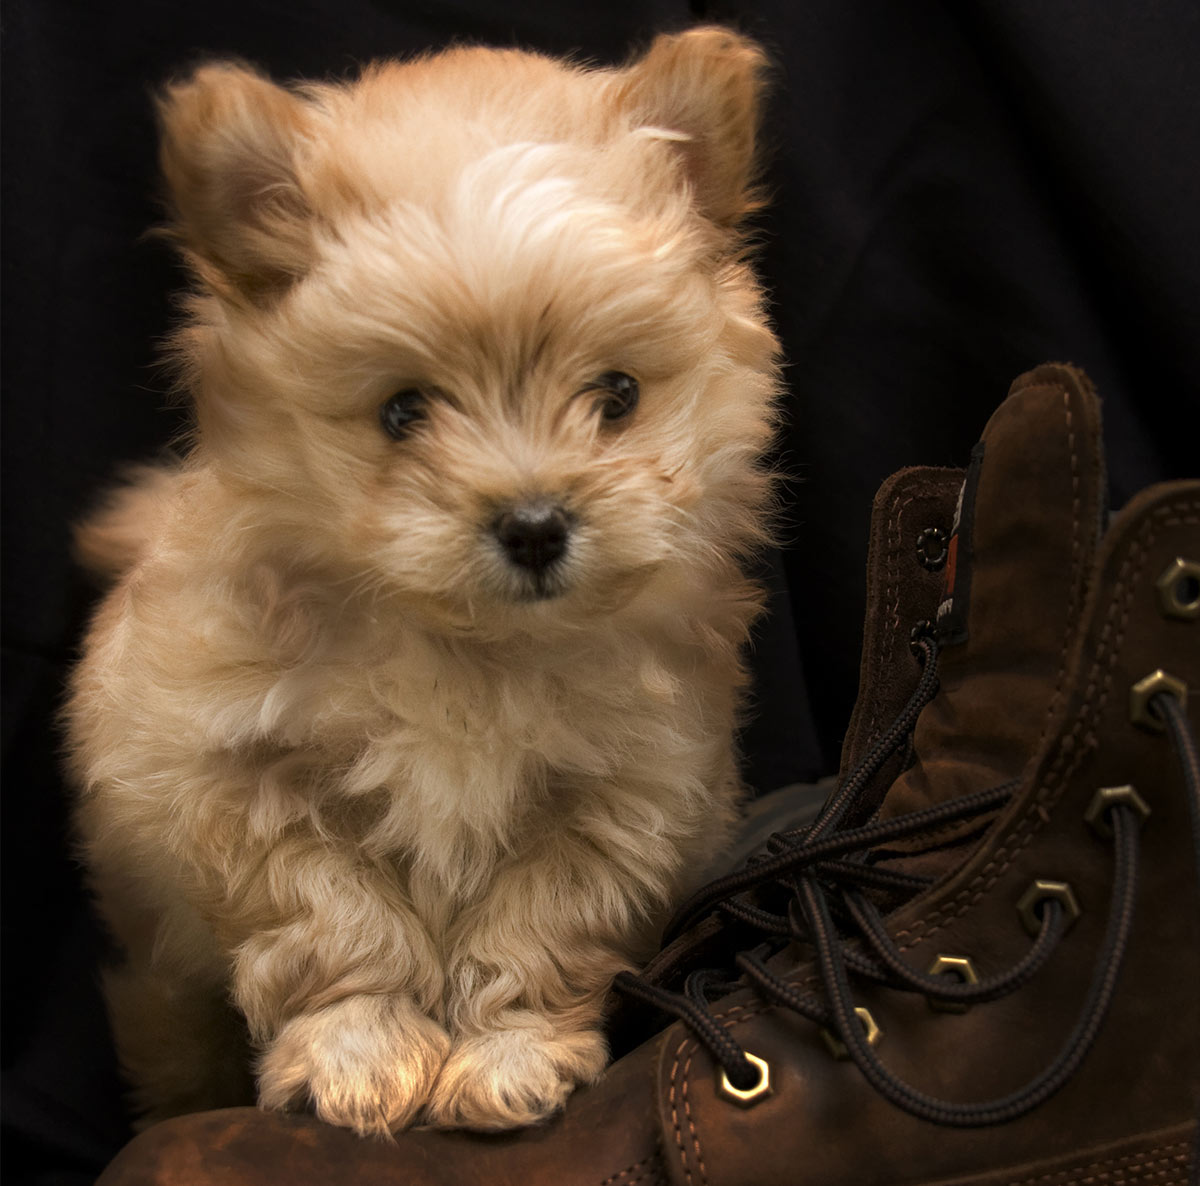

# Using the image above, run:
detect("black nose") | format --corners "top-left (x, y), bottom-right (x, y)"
top-left (493, 502), bottom-right (572, 573)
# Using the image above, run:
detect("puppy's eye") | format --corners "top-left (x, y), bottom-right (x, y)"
top-left (592, 372), bottom-right (639, 423)
top-left (379, 389), bottom-right (429, 440)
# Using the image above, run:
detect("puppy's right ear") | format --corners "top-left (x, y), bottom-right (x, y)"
top-left (157, 63), bottom-right (317, 302)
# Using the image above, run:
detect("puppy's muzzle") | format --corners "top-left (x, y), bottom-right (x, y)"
top-left (493, 501), bottom-right (573, 576)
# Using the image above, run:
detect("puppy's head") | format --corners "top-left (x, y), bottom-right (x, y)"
top-left (160, 29), bottom-right (779, 636)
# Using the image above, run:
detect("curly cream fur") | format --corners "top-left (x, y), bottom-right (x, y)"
top-left (67, 27), bottom-right (779, 1135)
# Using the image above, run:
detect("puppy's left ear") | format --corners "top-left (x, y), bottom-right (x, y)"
top-left (615, 27), bottom-right (768, 226)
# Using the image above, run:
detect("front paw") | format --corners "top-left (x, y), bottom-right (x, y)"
top-left (424, 1011), bottom-right (607, 1130)
top-left (258, 993), bottom-right (450, 1136)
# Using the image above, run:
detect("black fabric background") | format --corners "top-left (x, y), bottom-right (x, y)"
top-left (3, 1), bottom-right (1197, 1181)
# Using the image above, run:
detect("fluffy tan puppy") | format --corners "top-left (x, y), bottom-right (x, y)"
top-left (67, 27), bottom-right (779, 1136)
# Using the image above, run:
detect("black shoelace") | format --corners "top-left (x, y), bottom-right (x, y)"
top-left (616, 637), bottom-right (1200, 1128)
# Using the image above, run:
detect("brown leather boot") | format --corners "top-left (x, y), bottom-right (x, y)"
top-left (98, 364), bottom-right (1200, 1185)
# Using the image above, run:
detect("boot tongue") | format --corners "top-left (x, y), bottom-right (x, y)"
top-left (879, 363), bottom-right (1108, 820)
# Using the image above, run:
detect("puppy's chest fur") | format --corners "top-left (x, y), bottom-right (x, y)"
top-left (221, 587), bottom-right (719, 890)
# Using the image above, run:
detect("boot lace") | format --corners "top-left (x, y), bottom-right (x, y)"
top-left (615, 636), bottom-right (1200, 1127)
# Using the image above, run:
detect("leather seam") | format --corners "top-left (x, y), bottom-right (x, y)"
top-left (682, 1050), bottom-right (707, 1186)
top-left (1031, 387), bottom-right (1084, 761)
top-left (859, 487), bottom-right (915, 750)
top-left (600, 1152), bottom-right (660, 1186)
top-left (873, 489), bottom-right (916, 742)
top-left (1004, 1137), bottom-right (1191, 1185)
top-left (668, 1032), bottom-right (707, 1186)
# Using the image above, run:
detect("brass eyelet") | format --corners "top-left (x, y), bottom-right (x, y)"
top-left (1156, 557), bottom-right (1200, 620)
top-left (820, 1006), bottom-right (882, 1060)
top-left (1129, 670), bottom-right (1188, 733)
top-left (1084, 785), bottom-right (1151, 839)
top-left (1016, 880), bottom-right (1081, 937)
top-left (926, 954), bottom-right (979, 1013)
top-left (916, 527), bottom-right (949, 571)
top-left (716, 1050), bottom-right (772, 1107)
